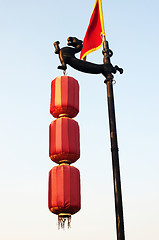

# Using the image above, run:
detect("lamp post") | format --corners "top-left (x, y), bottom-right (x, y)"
top-left (53, 36), bottom-right (125, 240)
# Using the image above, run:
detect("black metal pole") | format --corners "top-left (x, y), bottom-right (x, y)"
top-left (103, 36), bottom-right (125, 240)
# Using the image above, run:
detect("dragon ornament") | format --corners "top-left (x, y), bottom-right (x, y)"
top-left (54, 37), bottom-right (123, 78)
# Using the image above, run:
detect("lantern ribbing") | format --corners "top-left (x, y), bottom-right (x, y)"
top-left (48, 76), bottom-right (81, 229)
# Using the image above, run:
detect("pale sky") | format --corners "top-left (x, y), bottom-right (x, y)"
top-left (0, 0), bottom-right (159, 240)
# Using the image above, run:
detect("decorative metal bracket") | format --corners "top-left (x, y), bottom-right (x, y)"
top-left (54, 37), bottom-right (123, 78)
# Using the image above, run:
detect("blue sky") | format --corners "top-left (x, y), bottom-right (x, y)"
top-left (0, 0), bottom-right (159, 239)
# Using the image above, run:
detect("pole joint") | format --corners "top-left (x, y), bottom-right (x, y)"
top-left (104, 74), bottom-right (114, 84)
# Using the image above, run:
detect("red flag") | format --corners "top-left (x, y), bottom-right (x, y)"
top-left (80, 0), bottom-right (106, 60)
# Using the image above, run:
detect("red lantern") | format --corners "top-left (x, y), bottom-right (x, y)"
top-left (48, 164), bottom-right (81, 228)
top-left (50, 76), bottom-right (79, 118)
top-left (49, 117), bottom-right (80, 164)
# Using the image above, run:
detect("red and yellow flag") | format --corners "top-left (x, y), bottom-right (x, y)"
top-left (80, 0), bottom-right (106, 60)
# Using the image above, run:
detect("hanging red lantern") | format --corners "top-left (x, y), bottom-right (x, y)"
top-left (48, 164), bottom-right (81, 228)
top-left (49, 75), bottom-right (81, 228)
top-left (50, 76), bottom-right (79, 118)
top-left (49, 117), bottom-right (80, 164)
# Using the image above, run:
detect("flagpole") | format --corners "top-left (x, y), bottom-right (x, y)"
top-left (103, 36), bottom-right (125, 240)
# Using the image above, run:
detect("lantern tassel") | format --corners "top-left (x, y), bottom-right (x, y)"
top-left (58, 214), bottom-right (71, 229)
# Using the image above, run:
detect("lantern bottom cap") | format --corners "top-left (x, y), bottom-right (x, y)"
top-left (58, 213), bottom-right (71, 217)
